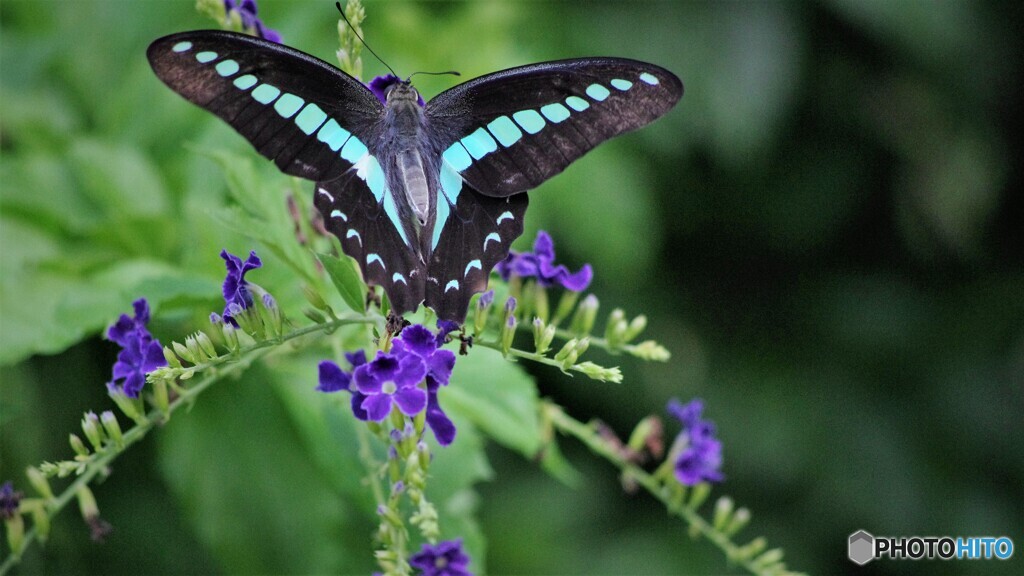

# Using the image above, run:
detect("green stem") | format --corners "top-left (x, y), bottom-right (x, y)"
top-left (0, 315), bottom-right (375, 575)
top-left (545, 403), bottom-right (778, 576)
top-left (474, 340), bottom-right (589, 377)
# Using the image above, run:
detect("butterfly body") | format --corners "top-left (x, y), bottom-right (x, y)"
top-left (148, 30), bottom-right (682, 322)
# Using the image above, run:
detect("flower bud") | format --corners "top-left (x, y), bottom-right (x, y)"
top-left (196, 331), bottom-right (218, 359)
top-left (473, 291), bottom-right (494, 336)
top-left (76, 485), bottom-right (99, 520)
top-left (532, 318), bottom-right (555, 355)
top-left (713, 496), bottom-right (734, 531)
top-left (26, 467), bottom-right (53, 501)
top-left (69, 434), bottom-right (89, 458)
top-left (221, 322), bottom-right (240, 352)
top-left (724, 507), bottom-right (750, 536)
top-left (687, 482), bottom-right (711, 510)
top-left (500, 314), bottom-right (517, 356)
top-left (575, 361), bottom-right (623, 383)
top-left (162, 346), bottom-right (182, 369)
top-left (100, 411), bottom-right (124, 449)
top-left (736, 537), bottom-right (767, 561)
top-left (551, 290), bottom-right (580, 326)
top-left (5, 513), bottom-right (25, 558)
top-left (108, 386), bottom-right (145, 423)
top-left (554, 339), bottom-right (577, 362)
top-left (569, 294), bottom-right (599, 335)
top-left (630, 340), bottom-right (671, 361)
top-left (81, 412), bottom-right (105, 451)
top-left (173, 341), bottom-right (196, 365)
top-left (532, 283), bottom-right (550, 323)
top-left (623, 314), bottom-right (648, 342)
top-left (604, 308), bottom-right (628, 347)
top-left (753, 548), bottom-right (785, 569)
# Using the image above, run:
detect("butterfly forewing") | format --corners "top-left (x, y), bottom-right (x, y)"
top-left (148, 31), bottom-right (383, 182)
top-left (425, 58), bottom-right (683, 197)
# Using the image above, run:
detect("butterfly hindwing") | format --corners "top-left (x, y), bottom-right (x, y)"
top-left (148, 30), bottom-right (383, 182)
top-left (425, 163), bottom-right (529, 323)
top-left (315, 173), bottom-right (425, 317)
top-left (426, 58), bottom-right (682, 197)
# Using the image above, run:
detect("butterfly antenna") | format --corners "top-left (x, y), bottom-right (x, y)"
top-left (335, 1), bottom-right (399, 78)
top-left (408, 70), bottom-right (462, 81)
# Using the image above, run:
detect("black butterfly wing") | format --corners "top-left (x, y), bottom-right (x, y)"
top-left (315, 172), bottom-right (425, 317)
top-left (425, 160), bottom-right (528, 323)
top-left (425, 58), bottom-right (682, 197)
top-left (148, 30), bottom-right (383, 181)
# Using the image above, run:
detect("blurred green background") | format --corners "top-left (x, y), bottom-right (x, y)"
top-left (1, 0), bottom-right (1022, 574)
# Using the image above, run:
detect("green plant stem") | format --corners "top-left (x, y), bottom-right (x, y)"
top-left (0, 315), bottom-right (375, 575)
top-left (473, 340), bottom-right (590, 377)
top-left (544, 402), bottom-right (781, 576)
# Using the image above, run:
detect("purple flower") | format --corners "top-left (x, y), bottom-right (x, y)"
top-left (667, 398), bottom-right (724, 486)
top-left (106, 298), bottom-right (167, 398)
top-left (224, 0), bottom-right (281, 43)
top-left (392, 325), bottom-right (457, 445)
top-left (353, 352), bottom-right (428, 420)
top-left (495, 230), bottom-right (592, 291)
top-left (435, 320), bottom-right (460, 345)
top-left (316, 325), bottom-right (458, 445)
top-left (410, 539), bottom-right (472, 576)
top-left (367, 74), bottom-right (425, 107)
top-left (0, 481), bottom-right (23, 520)
top-left (220, 249), bottom-right (262, 326)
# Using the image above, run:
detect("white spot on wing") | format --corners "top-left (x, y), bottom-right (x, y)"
top-left (318, 188), bottom-right (335, 202)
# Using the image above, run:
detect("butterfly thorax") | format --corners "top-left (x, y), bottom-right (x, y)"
top-left (381, 83), bottom-right (435, 250)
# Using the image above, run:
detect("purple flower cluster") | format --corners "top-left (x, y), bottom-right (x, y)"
top-left (318, 324), bottom-right (457, 445)
top-left (0, 481), bottom-right (23, 520)
top-left (106, 299), bottom-right (167, 399)
top-left (410, 539), bottom-right (472, 576)
top-left (224, 0), bottom-right (281, 43)
top-left (495, 230), bottom-right (592, 292)
top-left (667, 398), bottom-right (724, 486)
top-left (218, 249), bottom-right (262, 326)
top-left (367, 74), bottom-right (425, 107)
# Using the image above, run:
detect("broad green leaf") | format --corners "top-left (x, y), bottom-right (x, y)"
top-left (316, 252), bottom-right (366, 313)
top-left (159, 364), bottom-right (375, 574)
top-left (444, 348), bottom-right (541, 457)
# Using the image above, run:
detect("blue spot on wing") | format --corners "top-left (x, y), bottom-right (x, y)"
top-left (317, 119), bottom-right (350, 151)
top-left (196, 51), bottom-right (217, 63)
top-left (586, 83), bottom-right (610, 101)
top-left (512, 110), bottom-right (545, 134)
top-left (341, 137), bottom-right (368, 163)
top-left (639, 72), bottom-right (659, 85)
top-left (295, 104), bottom-right (327, 135)
top-left (540, 102), bottom-right (571, 123)
top-left (274, 93), bottom-right (304, 118)
top-left (233, 75), bottom-right (257, 90)
top-left (486, 116), bottom-right (523, 147)
top-left (461, 127), bottom-right (498, 160)
top-left (442, 143), bottom-right (473, 172)
top-left (215, 59), bottom-right (239, 77)
top-left (252, 84), bottom-right (280, 104)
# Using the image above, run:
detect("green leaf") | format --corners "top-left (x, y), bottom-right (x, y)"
top-left (444, 348), bottom-right (541, 457)
top-left (159, 364), bottom-right (377, 574)
top-left (316, 252), bottom-right (367, 313)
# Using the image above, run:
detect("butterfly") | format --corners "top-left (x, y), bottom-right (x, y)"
top-left (148, 30), bottom-right (682, 323)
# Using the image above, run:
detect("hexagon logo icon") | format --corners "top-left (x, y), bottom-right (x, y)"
top-left (848, 530), bottom-right (875, 565)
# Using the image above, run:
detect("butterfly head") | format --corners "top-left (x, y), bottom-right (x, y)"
top-left (368, 74), bottom-right (424, 107)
